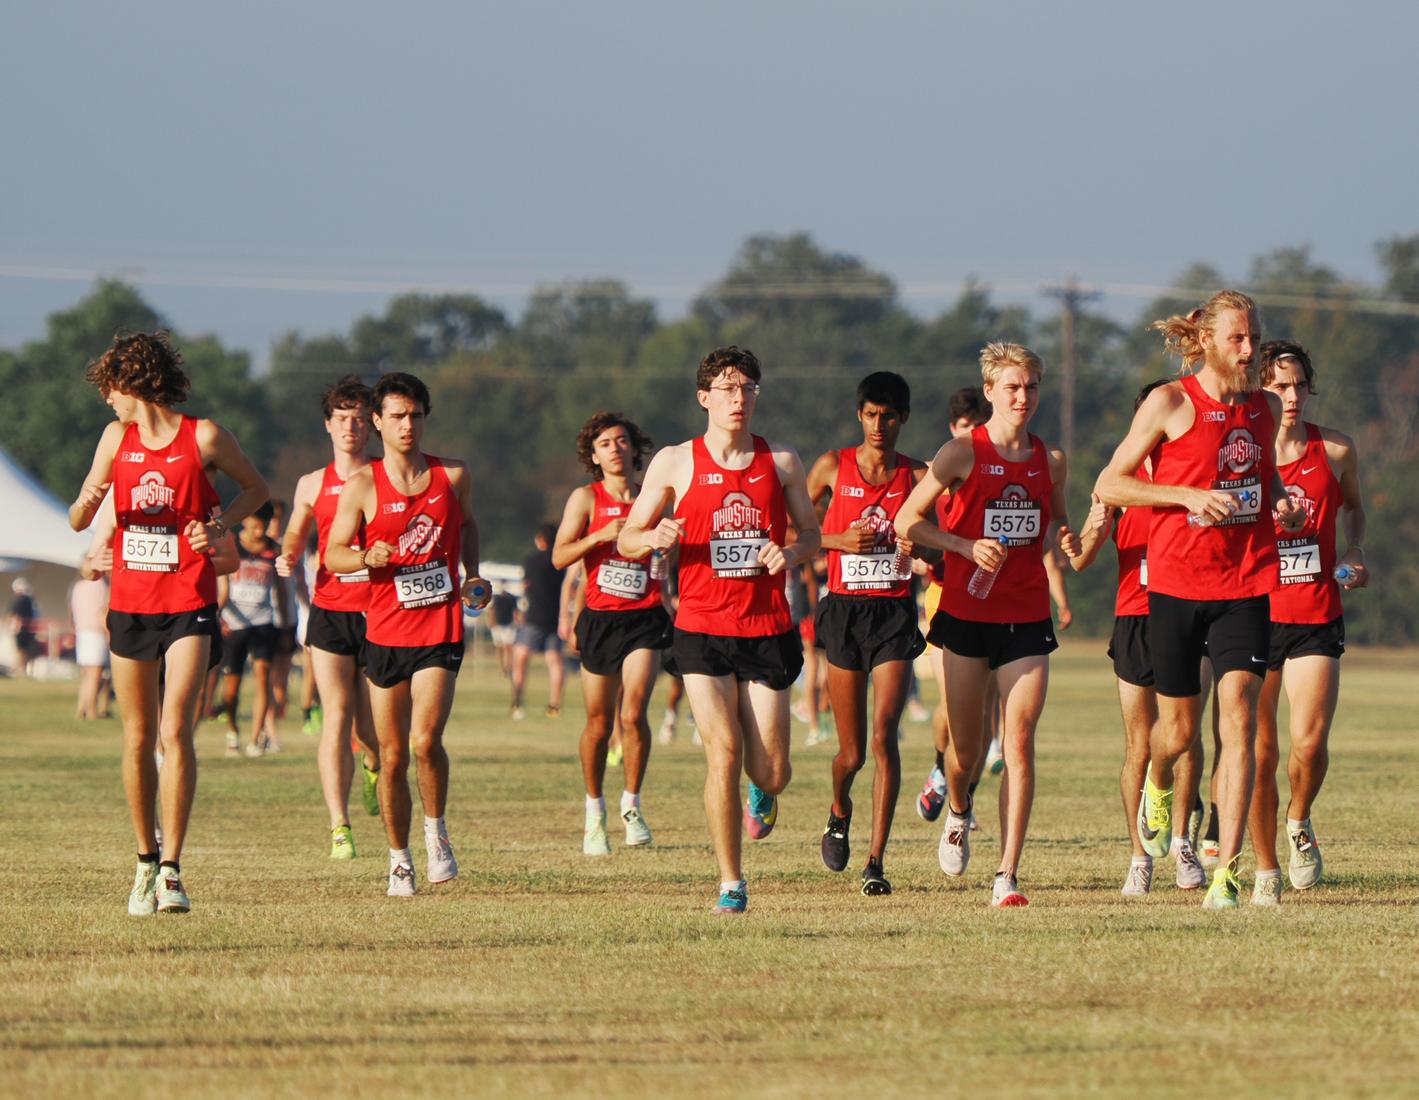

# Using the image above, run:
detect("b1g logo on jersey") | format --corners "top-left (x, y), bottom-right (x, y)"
top-left (698, 472), bottom-right (725, 486)
top-left (323, 484), bottom-right (343, 497)
top-left (398, 514), bottom-right (443, 556)
top-left (601, 505), bottom-right (625, 518)
top-left (712, 492), bottom-right (763, 533)
top-left (840, 485), bottom-right (866, 498)
top-left (381, 501), bottom-right (407, 515)
top-left (130, 470), bottom-right (176, 515)
top-left (119, 450), bottom-right (147, 463)
top-left (1284, 484), bottom-right (1317, 528)
top-left (1218, 429), bottom-right (1263, 475)
top-left (981, 463), bottom-right (1005, 476)
top-left (1202, 410), bottom-right (1227, 423)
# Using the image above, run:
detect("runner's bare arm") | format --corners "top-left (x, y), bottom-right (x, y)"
top-left (1069, 492), bottom-right (1116, 572)
top-left (1326, 428), bottom-right (1368, 588)
top-left (560, 561), bottom-right (585, 647)
top-left (81, 495), bottom-right (117, 578)
top-left (770, 444), bottom-right (820, 575)
top-left (277, 469), bottom-right (321, 577)
top-left (895, 438), bottom-right (981, 561)
top-left (449, 461), bottom-right (490, 609)
top-left (808, 449), bottom-right (871, 554)
top-left (617, 444), bottom-right (689, 560)
top-left (69, 421), bottom-right (124, 530)
top-left (211, 532), bottom-right (239, 576)
top-left (1096, 385), bottom-right (1230, 521)
top-left (326, 467), bottom-right (382, 574)
top-left (191, 421), bottom-right (269, 553)
top-left (552, 486), bottom-right (613, 570)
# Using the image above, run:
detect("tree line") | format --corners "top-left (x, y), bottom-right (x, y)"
top-left (4, 233), bottom-right (1416, 643)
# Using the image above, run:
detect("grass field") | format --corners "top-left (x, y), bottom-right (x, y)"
top-left (3, 636), bottom-right (1417, 1098)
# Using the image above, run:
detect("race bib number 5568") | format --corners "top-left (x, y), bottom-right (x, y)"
top-left (395, 560), bottom-right (452, 608)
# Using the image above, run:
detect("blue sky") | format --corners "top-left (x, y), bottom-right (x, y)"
top-left (3, 1), bottom-right (1416, 365)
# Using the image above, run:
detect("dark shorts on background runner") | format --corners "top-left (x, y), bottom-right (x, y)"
top-left (222, 624), bottom-right (277, 673)
top-left (108, 604), bottom-right (220, 663)
top-left (306, 605), bottom-right (367, 664)
top-left (926, 611), bottom-right (1057, 671)
top-left (274, 626), bottom-right (298, 657)
top-left (816, 594), bottom-right (925, 672)
top-left (1148, 591), bottom-right (1270, 697)
top-left (575, 605), bottom-right (672, 677)
top-left (668, 628), bottom-right (804, 691)
top-left (1269, 616), bottom-right (1345, 670)
top-left (1108, 614), bottom-right (1154, 688)
top-left (364, 641), bottom-right (464, 689)
top-left (515, 623), bottom-right (562, 653)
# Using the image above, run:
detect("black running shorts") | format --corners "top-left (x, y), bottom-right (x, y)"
top-left (1108, 614), bottom-right (1154, 688)
top-left (1148, 591), bottom-right (1270, 697)
top-left (274, 626), bottom-right (299, 657)
top-left (222, 625), bottom-right (277, 674)
top-left (305, 605), bottom-right (367, 664)
top-left (108, 604), bottom-right (220, 663)
top-left (364, 640), bottom-right (464, 689)
top-left (1268, 616), bottom-right (1344, 671)
top-left (926, 610), bottom-right (1057, 671)
top-left (575, 605), bottom-right (672, 677)
top-left (668, 628), bottom-right (804, 691)
top-left (815, 593), bottom-right (925, 673)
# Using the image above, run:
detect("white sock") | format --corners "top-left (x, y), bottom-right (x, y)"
top-left (389, 847), bottom-right (412, 868)
top-left (1255, 867), bottom-right (1282, 880)
top-left (1172, 835), bottom-right (1193, 854)
top-left (586, 795), bottom-right (605, 815)
top-left (1131, 854), bottom-right (1153, 866)
top-left (620, 790), bottom-right (639, 814)
top-left (423, 816), bottom-right (446, 837)
top-left (720, 879), bottom-right (746, 895)
top-left (1287, 817), bottom-right (1310, 833)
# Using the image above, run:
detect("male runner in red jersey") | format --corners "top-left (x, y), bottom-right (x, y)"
top-left (552, 411), bottom-right (671, 856)
top-left (1096, 290), bottom-right (1304, 909)
top-left (806, 371), bottom-right (928, 896)
top-left (618, 346), bottom-right (821, 915)
top-left (897, 342), bottom-right (1081, 908)
top-left (325, 372), bottom-right (491, 897)
top-left (69, 331), bottom-right (268, 916)
top-left (1248, 341), bottom-right (1368, 903)
top-left (277, 376), bottom-right (384, 859)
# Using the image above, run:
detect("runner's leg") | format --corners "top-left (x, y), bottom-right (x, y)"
top-left (827, 664), bottom-right (868, 818)
top-left (1248, 668), bottom-right (1285, 872)
top-left (994, 655), bottom-right (1048, 876)
top-left (944, 649), bottom-right (990, 814)
top-left (866, 659), bottom-right (910, 861)
top-left (617, 647), bottom-right (659, 794)
top-left (1213, 669), bottom-right (1262, 867)
top-left (683, 673), bottom-right (747, 883)
top-left (409, 666), bottom-right (457, 819)
top-left (580, 666), bottom-right (618, 798)
top-left (1282, 654), bottom-right (1339, 822)
top-left (1117, 679), bottom-right (1155, 857)
top-left (370, 679), bottom-right (414, 849)
top-left (312, 647), bottom-right (359, 828)
top-left (113, 654), bottom-right (161, 853)
top-left (155, 634), bottom-right (211, 862)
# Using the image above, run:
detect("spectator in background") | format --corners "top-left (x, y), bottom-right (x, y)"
top-left (510, 522), bottom-right (566, 720)
top-left (72, 566), bottom-right (113, 718)
top-left (489, 582), bottom-right (518, 677)
top-left (9, 577), bottom-right (41, 677)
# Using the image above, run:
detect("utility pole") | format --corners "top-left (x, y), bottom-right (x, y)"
top-left (1044, 276), bottom-right (1100, 455)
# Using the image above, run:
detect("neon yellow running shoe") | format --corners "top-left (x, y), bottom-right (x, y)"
top-left (1202, 857), bottom-right (1241, 910)
top-left (361, 759), bottom-right (381, 817)
top-left (330, 825), bottom-right (356, 860)
top-left (1137, 776), bottom-right (1174, 858)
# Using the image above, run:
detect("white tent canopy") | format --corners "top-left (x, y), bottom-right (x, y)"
top-left (0, 446), bottom-right (91, 568)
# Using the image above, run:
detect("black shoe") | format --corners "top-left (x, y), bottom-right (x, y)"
top-left (861, 858), bottom-right (892, 896)
top-left (821, 809), bottom-right (850, 872)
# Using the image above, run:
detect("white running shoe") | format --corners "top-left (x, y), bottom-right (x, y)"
top-left (938, 805), bottom-right (971, 876)
top-left (244, 740), bottom-right (265, 759)
top-left (623, 806), bottom-right (652, 847)
top-left (387, 862), bottom-right (416, 897)
top-left (985, 738), bottom-right (1004, 775)
top-left (804, 725), bottom-right (830, 747)
top-left (128, 861), bottom-right (159, 917)
top-left (510, 705), bottom-right (526, 721)
top-left (691, 726), bottom-right (703, 747)
top-left (906, 700), bottom-right (929, 724)
top-left (584, 809), bottom-right (611, 856)
top-left (991, 872), bottom-right (1028, 907)
top-left (424, 827), bottom-right (458, 883)
top-left (155, 867), bottom-right (190, 913)
top-left (1121, 859), bottom-right (1153, 897)
top-left (1172, 837), bottom-right (1207, 890)
top-left (657, 712), bottom-right (677, 745)
top-left (1287, 821), bottom-right (1323, 890)
top-left (225, 733), bottom-right (240, 758)
top-left (1252, 872), bottom-right (1284, 907)
top-left (265, 735), bottom-right (282, 754)
top-left (1200, 839), bottom-right (1220, 870)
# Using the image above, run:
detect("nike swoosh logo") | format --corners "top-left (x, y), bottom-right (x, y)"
top-left (885, 491), bottom-right (903, 499)
top-left (167, 455), bottom-right (185, 463)
top-left (428, 495), bottom-right (443, 504)
top-left (196, 616), bottom-right (211, 623)
top-left (747, 475), bottom-right (766, 484)
top-left (1301, 466), bottom-right (1317, 475)
top-left (1026, 470), bottom-right (1041, 477)
top-left (1250, 656), bottom-right (1266, 664)
top-left (1139, 820), bottom-right (1158, 841)
top-left (1250, 411), bottom-right (1263, 420)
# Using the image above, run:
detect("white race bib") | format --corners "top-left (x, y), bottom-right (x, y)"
top-left (121, 526), bottom-right (179, 573)
top-left (1139, 557), bottom-right (1148, 588)
top-left (339, 568), bottom-right (370, 584)
top-left (599, 558), bottom-right (649, 600)
top-left (841, 550), bottom-right (903, 590)
top-left (394, 560), bottom-right (452, 608)
top-left (1219, 476), bottom-right (1262, 525)
top-left (984, 500), bottom-right (1041, 546)
top-left (1277, 539), bottom-right (1321, 584)
top-left (230, 581), bottom-right (269, 607)
top-left (710, 533), bottom-right (768, 577)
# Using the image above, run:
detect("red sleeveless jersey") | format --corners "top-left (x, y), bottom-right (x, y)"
top-left (312, 463), bottom-right (370, 612)
top-left (363, 457), bottom-right (463, 647)
top-left (1113, 464), bottom-right (1150, 618)
top-left (1270, 424), bottom-right (1343, 624)
top-left (823, 449), bottom-right (915, 598)
top-left (584, 481), bottom-right (662, 612)
top-left (674, 435), bottom-right (791, 637)
top-left (110, 416), bottom-right (221, 615)
top-left (939, 426), bottom-right (1052, 624)
top-left (926, 492), bottom-right (953, 586)
top-left (1147, 375), bottom-right (1279, 599)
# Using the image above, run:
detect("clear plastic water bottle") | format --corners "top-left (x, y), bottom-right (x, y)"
top-left (967, 537), bottom-right (1009, 600)
top-left (892, 539), bottom-right (912, 578)
top-left (465, 579), bottom-right (489, 617)
top-left (1333, 563), bottom-right (1357, 585)
top-left (650, 550), bottom-right (667, 580)
top-left (1188, 492), bottom-right (1238, 527)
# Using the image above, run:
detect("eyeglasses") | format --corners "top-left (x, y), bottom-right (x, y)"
top-left (709, 382), bottom-right (761, 397)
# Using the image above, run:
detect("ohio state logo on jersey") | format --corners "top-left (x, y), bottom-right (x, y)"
top-left (130, 470), bottom-right (177, 516)
top-left (853, 504), bottom-right (896, 545)
top-left (712, 492), bottom-right (763, 533)
top-left (1283, 484), bottom-right (1317, 529)
top-left (1218, 429), bottom-right (1263, 475)
top-left (398, 514), bottom-right (443, 556)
